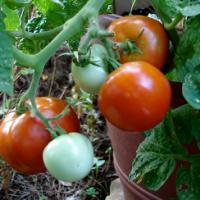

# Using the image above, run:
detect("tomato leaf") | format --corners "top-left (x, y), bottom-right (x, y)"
top-left (2, 5), bottom-right (20, 31)
top-left (191, 111), bottom-right (200, 149)
top-left (174, 15), bottom-right (200, 82)
top-left (150, 0), bottom-right (179, 23)
top-left (129, 120), bottom-right (176, 190)
top-left (176, 160), bottom-right (200, 200)
top-left (173, 105), bottom-right (193, 145)
top-left (0, 11), bottom-right (14, 96)
top-left (178, 1), bottom-right (200, 17)
top-left (129, 107), bottom-right (194, 191)
top-left (182, 65), bottom-right (200, 109)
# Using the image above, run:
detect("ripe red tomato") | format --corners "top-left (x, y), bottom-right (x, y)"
top-left (108, 15), bottom-right (169, 69)
top-left (98, 61), bottom-right (171, 132)
top-left (0, 97), bottom-right (80, 175)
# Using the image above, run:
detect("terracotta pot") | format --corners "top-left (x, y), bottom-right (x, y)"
top-left (107, 121), bottom-right (177, 200)
top-left (106, 82), bottom-right (193, 200)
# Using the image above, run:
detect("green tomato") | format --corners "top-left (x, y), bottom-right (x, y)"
top-left (43, 133), bottom-right (94, 182)
top-left (89, 43), bottom-right (108, 60)
top-left (71, 62), bottom-right (108, 95)
top-left (72, 44), bottom-right (109, 95)
top-left (4, 0), bottom-right (31, 10)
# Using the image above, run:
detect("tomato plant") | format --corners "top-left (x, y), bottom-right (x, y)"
top-left (43, 133), bottom-right (94, 182)
top-left (71, 44), bottom-right (108, 95)
top-left (1, 0), bottom-right (200, 198)
top-left (0, 97), bottom-right (80, 174)
top-left (98, 61), bottom-right (171, 132)
top-left (108, 15), bottom-right (169, 69)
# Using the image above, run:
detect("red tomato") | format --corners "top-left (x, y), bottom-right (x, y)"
top-left (98, 61), bottom-right (171, 132)
top-left (0, 97), bottom-right (80, 175)
top-left (108, 15), bottom-right (169, 69)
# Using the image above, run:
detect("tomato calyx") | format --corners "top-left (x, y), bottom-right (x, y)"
top-left (113, 30), bottom-right (144, 56)
top-left (114, 40), bottom-right (143, 56)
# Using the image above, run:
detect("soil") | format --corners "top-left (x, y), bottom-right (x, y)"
top-left (0, 44), bottom-right (117, 200)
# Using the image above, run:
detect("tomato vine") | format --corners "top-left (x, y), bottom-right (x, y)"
top-left (1, 0), bottom-right (200, 198)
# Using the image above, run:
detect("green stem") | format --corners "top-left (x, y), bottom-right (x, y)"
top-left (164, 13), bottom-right (183, 31)
top-left (129, 0), bottom-right (136, 16)
top-left (8, 25), bottom-right (63, 40)
top-left (78, 16), bottom-right (114, 55)
top-left (26, 25), bottom-right (63, 40)
top-left (13, 0), bottom-right (105, 69)
top-left (46, 105), bottom-right (69, 121)
top-left (16, 0), bottom-right (106, 139)
top-left (21, 7), bottom-right (28, 36)
top-left (17, 69), bottom-right (41, 108)
top-left (30, 98), bottom-right (58, 139)
top-left (34, 0), bottom-right (106, 68)
top-left (12, 46), bottom-right (36, 68)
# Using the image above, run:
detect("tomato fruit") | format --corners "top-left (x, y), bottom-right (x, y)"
top-left (71, 44), bottom-right (108, 95)
top-left (43, 133), bottom-right (94, 182)
top-left (98, 61), bottom-right (171, 132)
top-left (0, 97), bottom-right (80, 175)
top-left (108, 15), bottom-right (169, 69)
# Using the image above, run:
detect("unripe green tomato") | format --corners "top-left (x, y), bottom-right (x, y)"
top-left (43, 133), bottom-right (94, 182)
top-left (72, 44), bottom-right (109, 95)
top-left (71, 62), bottom-right (108, 95)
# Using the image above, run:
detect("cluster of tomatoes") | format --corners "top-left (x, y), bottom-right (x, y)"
top-left (73, 15), bottom-right (172, 132)
top-left (0, 15), bottom-right (171, 182)
top-left (0, 97), bottom-right (94, 182)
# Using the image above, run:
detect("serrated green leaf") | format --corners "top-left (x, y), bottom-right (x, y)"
top-left (176, 160), bottom-right (200, 200)
top-left (183, 66), bottom-right (200, 109)
top-left (2, 5), bottom-right (20, 30)
top-left (151, 0), bottom-right (180, 23)
top-left (173, 105), bottom-right (193, 144)
top-left (174, 15), bottom-right (200, 81)
top-left (129, 120), bottom-right (176, 190)
top-left (0, 11), bottom-right (14, 96)
top-left (129, 107), bottom-right (195, 191)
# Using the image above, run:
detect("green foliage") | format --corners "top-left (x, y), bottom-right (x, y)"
top-left (4, 0), bottom-right (31, 10)
top-left (178, 0), bottom-right (200, 17)
top-left (151, 0), bottom-right (200, 22)
top-left (150, 0), bottom-right (179, 22)
top-left (129, 105), bottom-right (200, 194)
top-left (86, 187), bottom-right (97, 198)
top-left (172, 105), bottom-right (193, 144)
top-left (183, 65), bottom-right (200, 109)
top-left (129, 109), bottom-right (189, 191)
top-left (176, 161), bottom-right (200, 200)
top-left (174, 15), bottom-right (200, 82)
top-left (129, 121), bottom-right (176, 190)
top-left (0, 11), bottom-right (13, 96)
top-left (2, 5), bottom-right (20, 30)
top-left (31, 0), bottom-right (112, 49)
